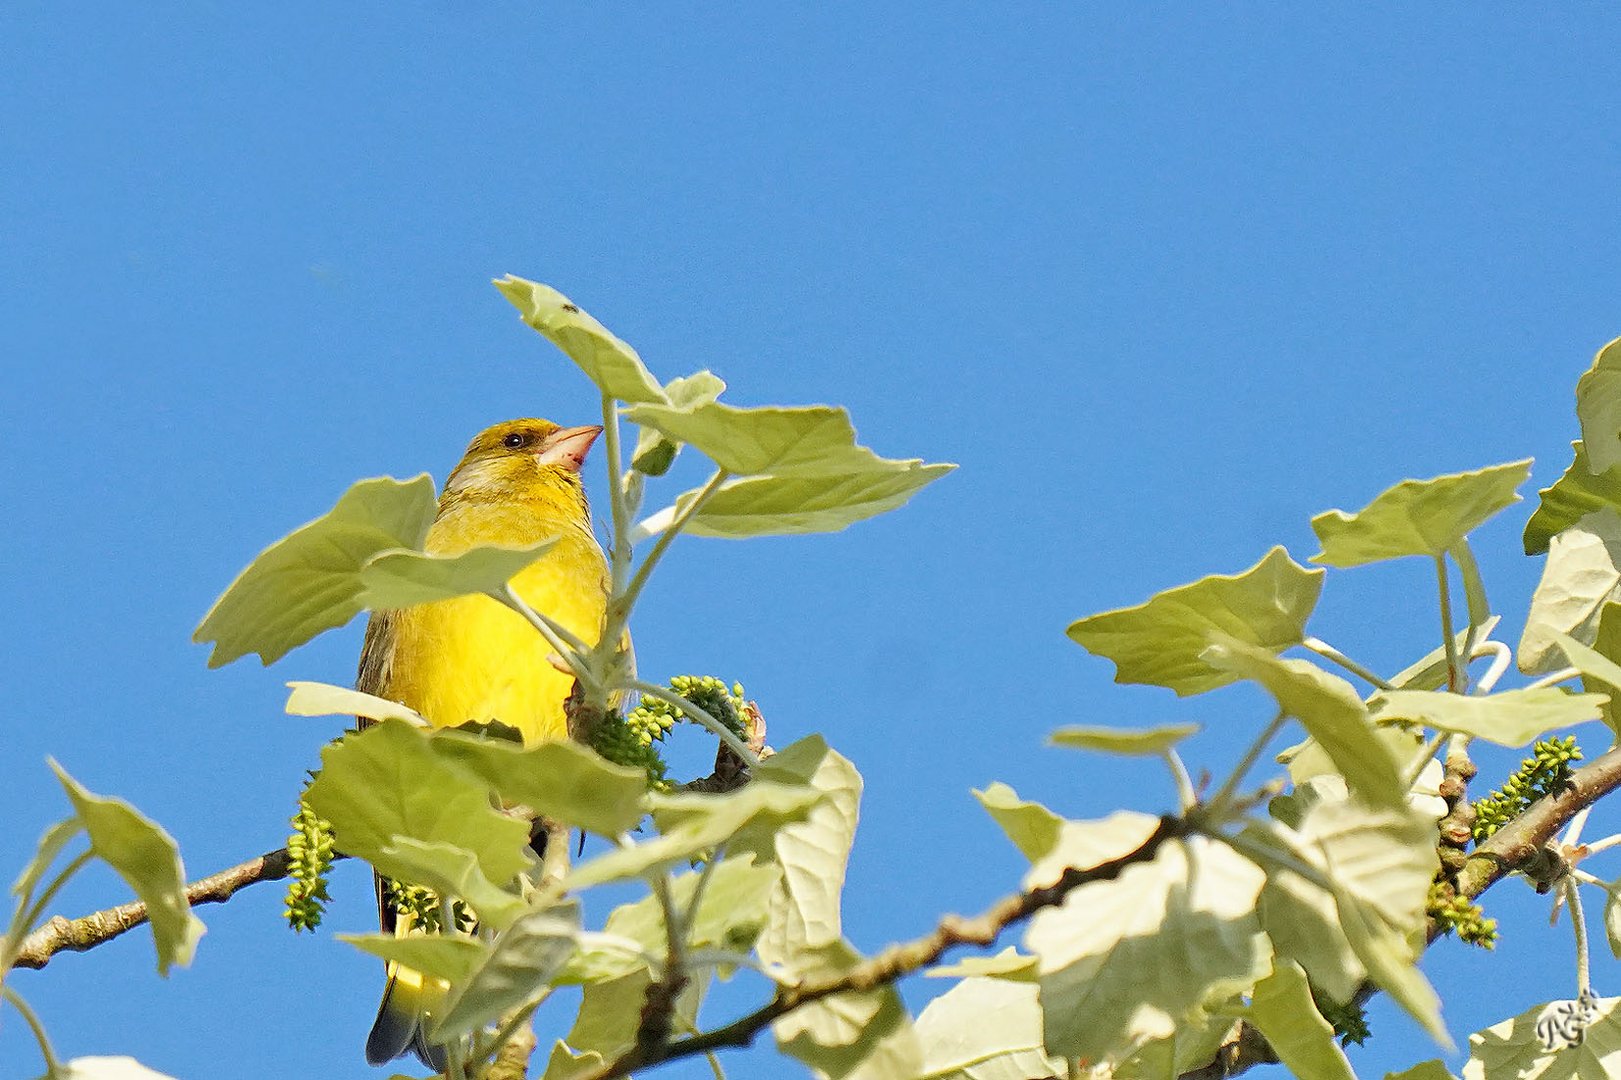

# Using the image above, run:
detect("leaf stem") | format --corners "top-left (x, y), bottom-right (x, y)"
top-left (1302, 638), bottom-right (1395, 691)
top-left (601, 393), bottom-right (634, 597)
top-left (12, 849), bottom-right (94, 966)
top-left (613, 469), bottom-right (731, 631)
top-left (1580, 832), bottom-right (1621, 857)
top-left (1471, 641), bottom-right (1513, 696)
top-left (491, 585), bottom-right (600, 690)
top-left (1436, 555), bottom-right (1463, 693)
top-left (1216, 828), bottom-right (1338, 895)
top-left (1162, 749), bottom-right (1197, 812)
top-left (1526, 667), bottom-right (1582, 692)
top-left (631, 680), bottom-right (759, 767)
top-left (3, 986), bottom-right (60, 1075)
top-left (1402, 731), bottom-right (1447, 790)
top-left (1207, 709), bottom-right (1287, 815)
top-left (1565, 877), bottom-right (1593, 998)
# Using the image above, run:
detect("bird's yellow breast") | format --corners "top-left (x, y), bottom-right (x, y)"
top-left (373, 500), bottom-right (608, 744)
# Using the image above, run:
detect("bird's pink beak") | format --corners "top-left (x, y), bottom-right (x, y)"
top-left (536, 425), bottom-right (603, 472)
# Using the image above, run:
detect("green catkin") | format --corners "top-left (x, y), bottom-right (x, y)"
top-left (1427, 881), bottom-right (1498, 948)
top-left (1472, 736), bottom-right (1583, 841)
top-left (589, 675), bottom-right (749, 790)
top-left (284, 800), bottom-right (335, 932)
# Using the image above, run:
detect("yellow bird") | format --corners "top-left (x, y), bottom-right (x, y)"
top-left (356, 418), bottom-right (610, 1068)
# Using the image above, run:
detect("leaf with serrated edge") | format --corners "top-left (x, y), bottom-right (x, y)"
top-left (622, 400), bottom-right (874, 477)
top-left (631, 370), bottom-right (726, 476)
top-left (51, 763), bottom-right (204, 975)
top-left (1524, 442), bottom-right (1621, 556)
top-left (1579, 337), bottom-right (1621, 473)
top-left (337, 933), bottom-right (488, 983)
top-left (284, 681), bottom-right (427, 726)
top-left (971, 784), bottom-right (1063, 863)
top-left (430, 903), bottom-right (581, 1040)
top-left (769, 938), bottom-right (923, 1080)
top-left (50, 1058), bottom-right (181, 1080)
top-left (303, 721), bottom-right (533, 889)
top-left (1067, 547), bottom-right (1324, 697)
top-left (1520, 508), bottom-right (1621, 674)
top-left (1373, 688), bottom-right (1606, 747)
top-left (924, 946), bottom-right (1038, 981)
top-left (1049, 723), bottom-right (1199, 755)
top-left (1310, 461), bottom-right (1531, 567)
top-left (193, 475), bottom-right (437, 667)
top-left (1462, 995), bottom-right (1621, 1078)
top-left (372, 837), bottom-right (528, 931)
top-left (1205, 637), bottom-right (1405, 810)
top-left (1242, 961), bottom-right (1356, 1080)
top-left (914, 976), bottom-right (1063, 1080)
top-left (1023, 814), bottom-right (1268, 1065)
top-left (431, 731), bottom-right (648, 838)
top-left (358, 539), bottom-right (557, 609)
top-left (492, 276), bottom-right (666, 404)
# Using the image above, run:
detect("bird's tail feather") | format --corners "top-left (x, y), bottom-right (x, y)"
top-left (366, 962), bottom-right (449, 1071)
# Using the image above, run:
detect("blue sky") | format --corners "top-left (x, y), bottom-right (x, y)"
top-left (5, 5), bottom-right (1621, 1077)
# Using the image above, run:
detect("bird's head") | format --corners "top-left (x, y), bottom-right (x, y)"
top-left (442, 418), bottom-right (603, 505)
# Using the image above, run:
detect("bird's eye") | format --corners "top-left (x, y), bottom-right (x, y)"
top-left (503, 433), bottom-right (526, 449)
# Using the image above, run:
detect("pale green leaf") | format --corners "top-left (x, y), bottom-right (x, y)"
top-left (914, 976), bottom-right (1063, 1080)
top-left (1310, 461), bottom-right (1531, 567)
top-left (337, 933), bottom-right (489, 983)
top-left (1579, 337), bottom-right (1621, 473)
top-left (924, 946), bottom-right (1038, 982)
top-left (630, 370), bottom-right (726, 476)
top-left (431, 903), bottom-right (581, 1040)
top-left (1023, 815), bottom-right (1268, 1064)
top-left (1519, 508), bottom-right (1621, 674)
top-left (1607, 887), bottom-right (1621, 960)
top-left (1391, 617), bottom-right (1501, 690)
top-left (676, 461), bottom-right (956, 538)
top-left (1385, 1062), bottom-right (1458, 1080)
top-left (1451, 540), bottom-right (1492, 636)
top-left (1463, 995), bottom-right (1621, 1078)
top-left (1243, 961), bottom-right (1356, 1080)
top-left (10, 817), bottom-right (83, 903)
top-left (621, 401), bottom-right (869, 476)
top-left (1049, 722), bottom-right (1199, 755)
top-left (371, 837), bottom-right (529, 931)
top-left (357, 539), bottom-right (557, 608)
top-left (49, 1058), bottom-right (181, 1080)
top-left (971, 784), bottom-right (1063, 863)
top-left (1110, 1014), bottom-right (1242, 1080)
top-left (540, 1042), bottom-right (604, 1080)
top-left (51, 763), bottom-right (204, 975)
top-left (1579, 607), bottom-right (1621, 734)
top-left (431, 731), bottom-right (648, 838)
top-left (302, 720), bottom-right (534, 888)
top-left (283, 681), bottom-right (427, 726)
top-left (1067, 546), bottom-right (1324, 696)
top-left (1524, 441), bottom-right (1621, 555)
top-left (1373, 688), bottom-right (1605, 747)
top-left (493, 276), bottom-right (666, 404)
top-left (193, 475), bottom-right (437, 667)
top-left (1204, 637), bottom-right (1405, 810)
top-left (566, 781), bottom-right (822, 890)
top-left (565, 968), bottom-right (708, 1060)
top-left (768, 938), bottom-right (923, 1080)
top-left (753, 738), bottom-right (863, 957)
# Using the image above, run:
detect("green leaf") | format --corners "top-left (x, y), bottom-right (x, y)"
top-left (566, 780), bottom-right (822, 890)
top-left (1576, 607), bottom-right (1621, 734)
top-left (565, 968), bottom-right (709, 1059)
top-left (283, 681), bottom-right (427, 726)
top-left (971, 783), bottom-right (1063, 863)
top-left (622, 401), bottom-right (869, 476)
top-left (1067, 547), bottom-right (1324, 696)
top-left (492, 276), bottom-right (666, 404)
top-left (302, 721), bottom-right (534, 888)
top-left (1463, 995), bottom-right (1621, 1078)
top-left (924, 946), bottom-right (1038, 982)
top-left (51, 763), bottom-right (204, 976)
top-left (1390, 617), bottom-right (1502, 690)
top-left (914, 976), bottom-right (1063, 1080)
top-left (675, 461), bottom-right (957, 538)
top-left (337, 933), bottom-right (489, 983)
top-left (372, 837), bottom-right (529, 931)
top-left (1524, 442), bottom-right (1621, 555)
top-left (768, 938), bottom-right (923, 1080)
top-left (1310, 460), bottom-right (1532, 567)
top-left (1022, 814), bottom-right (1268, 1065)
top-left (1386, 1062), bottom-right (1459, 1080)
top-left (1606, 886), bottom-right (1621, 960)
top-left (1451, 539), bottom-right (1492, 635)
top-left (1519, 508), bottom-right (1621, 674)
top-left (1242, 961), bottom-right (1356, 1080)
top-left (1204, 637), bottom-right (1405, 810)
top-left (1248, 796), bottom-right (1437, 1007)
top-left (1579, 336), bottom-right (1621, 473)
top-left (753, 738), bottom-right (863, 956)
top-left (192, 475), bottom-right (438, 667)
top-left (630, 370), bottom-right (726, 476)
top-left (10, 817), bottom-right (83, 904)
top-left (1109, 1014), bottom-right (1241, 1080)
top-left (540, 1042), bottom-right (605, 1080)
top-left (431, 731), bottom-right (648, 838)
top-left (49, 1058), bottom-right (181, 1080)
top-left (430, 902), bottom-right (581, 1040)
top-left (1049, 722), bottom-right (1199, 755)
top-left (357, 539), bottom-right (558, 608)
top-left (1373, 687), bottom-right (1606, 747)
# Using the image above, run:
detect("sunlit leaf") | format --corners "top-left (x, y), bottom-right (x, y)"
top-left (1463, 995), bottom-right (1621, 1078)
top-left (1204, 637), bottom-right (1405, 809)
top-left (1579, 336), bottom-right (1621, 473)
top-left (622, 401), bottom-right (872, 477)
top-left (1373, 687), bottom-right (1605, 747)
top-left (1524, 442), bottom-right (1621, 555)
top-left (371, 837), bottom-right (528, 931)
top-left (283, 681), bottom-right (427, 726)
top-left (1310, 461), bottom-right (1531, 567)
top-left (431, 731), bottom-right (648, 838)
top-left (193, 475), bottom-right (437, 667)
top-left (357, 539), bottom-right (557, 608)
top-left (924, 946), bottom-right (1038, 982)
top-left (1066, 547), bottom-right (1324, 696)
top-left (302, 721), bottom-right (533, 888)
top-left (1451, 539), bottom-right (1492, 638)
top-left (752, 737), bottom-right (863, 955)
top-left (49, 1058), bottom-right (181, 1080)
top-left (10, 817), bottom-right (83, 905)
top-left (1049, 722), bottom-right (1199, 755)
top-left (337, 933), bottom-right (489, 983)
top-left (51, 763), bottom-right (204, 976)
top-left (565, 968), bottom-right (708, 1060)
top-left (1386, 1062), bottom-right (1459, 1080)
top-left (1110, 1014), bottom-right (1241, 1080)
top-left (540, 1042), bottom-right (604, 1080)
top-left (1520, 508), bottom-right (1621, 673)
top-left (1577, 608), bottom-right (1621, 735)
top-left (914, 976), bottom-right (1063, 1080)
top-left (1390, 617), bottom-right (1501, 690)
top-left (972, 783), bottom-right (1063, 863)
top-left (769, 938), bottom-right (923, 1080)
top-left (493, 276), bottom-right (666, 404)
top-left (1242, 961), bottom-right (1356, 1080)
top-left (631, 370), bottom-right (726, 476)
top-left (431, 903), bottom-right (581, 1040)
top-left (1606, 886), bottom-right (1621, 960)
top-left (1023, 813), bottom-right (1268, 1064)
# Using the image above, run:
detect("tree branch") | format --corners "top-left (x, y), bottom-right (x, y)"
top-left (585, 815), bottom-right (1189, 1080)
